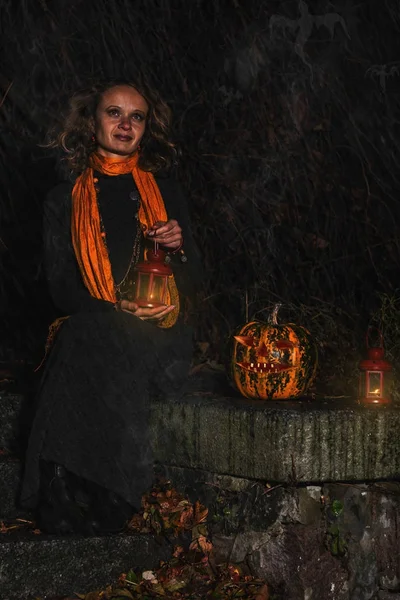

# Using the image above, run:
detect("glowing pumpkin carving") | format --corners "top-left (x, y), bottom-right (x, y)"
top-left (230, 304), bottom-right (318, 400)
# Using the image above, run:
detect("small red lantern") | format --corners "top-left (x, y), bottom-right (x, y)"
top-left (358, 328), bottom-right (393, 405)
top-left (133, 242), bottom-right (172, 308)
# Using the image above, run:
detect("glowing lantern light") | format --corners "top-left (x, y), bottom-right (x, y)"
top-left (358, 328), bottom-right (392, 405)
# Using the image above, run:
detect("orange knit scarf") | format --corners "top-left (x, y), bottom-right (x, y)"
top-left (71, 152), bottom-right (179, 328)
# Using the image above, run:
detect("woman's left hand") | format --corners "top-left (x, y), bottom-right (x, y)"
top-left (147, 220), bottom-right (182, 251)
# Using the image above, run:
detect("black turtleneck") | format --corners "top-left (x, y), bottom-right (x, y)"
top-left (95, 171), bottom-right (143, 286)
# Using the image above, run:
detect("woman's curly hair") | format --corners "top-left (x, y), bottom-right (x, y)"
top-left (49, 79), bottom-right (177, 174)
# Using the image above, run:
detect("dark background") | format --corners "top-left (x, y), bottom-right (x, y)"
top-left (1, 0), bottom-right (400, 397)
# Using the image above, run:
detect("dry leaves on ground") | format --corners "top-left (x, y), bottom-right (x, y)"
top-left (33, 479), bottom-right (271, 599)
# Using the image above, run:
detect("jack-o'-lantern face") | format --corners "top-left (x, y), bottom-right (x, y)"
top-left (234, 331), bottom-right (299, 375)
top-left (230, 310), bottom-right (318, 400)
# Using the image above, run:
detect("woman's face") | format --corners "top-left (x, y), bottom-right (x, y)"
top-left (94, 85), bottom-right (149, 159)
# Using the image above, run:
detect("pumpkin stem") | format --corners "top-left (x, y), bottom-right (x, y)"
top-left (268, 303), bottom-right (282, 325)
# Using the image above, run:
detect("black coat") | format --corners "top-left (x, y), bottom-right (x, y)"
top-left (21, 173), bottom-right (201, 509)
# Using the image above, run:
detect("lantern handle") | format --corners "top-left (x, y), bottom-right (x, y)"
top-left (366, 326), bottom-right (384, 349)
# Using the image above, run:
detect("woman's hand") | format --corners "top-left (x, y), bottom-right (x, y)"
top-left (117, 300), bottom-right (175, 321)
top-left (147, 220), bottom-right (182, 251)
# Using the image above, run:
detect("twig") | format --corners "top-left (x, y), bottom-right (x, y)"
top-left (0, 81), bottom-right (13, 110)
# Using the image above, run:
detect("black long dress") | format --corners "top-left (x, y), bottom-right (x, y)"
top-left (20, 171), bottom-right (201, 510)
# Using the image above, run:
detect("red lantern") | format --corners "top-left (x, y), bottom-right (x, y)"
top-left (358, 328), bottom-right (393, 405)
top-left (133, 242), bottom-right (172, 308)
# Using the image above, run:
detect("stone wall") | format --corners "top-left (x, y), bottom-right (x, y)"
top-left (2, 368), bottom-right (400, 599)
top-left (157, 465), bottom-right (400, 600)
top-left (149, 386), bottom-right (400, 598)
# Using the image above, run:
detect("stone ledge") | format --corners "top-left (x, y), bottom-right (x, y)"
top-left (151, 394), bottom-right (400, 483)
top-left (3, 382), bottom-right (400, 486)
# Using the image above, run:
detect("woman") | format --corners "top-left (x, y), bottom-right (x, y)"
top-left (20, 80), bottom-right (201, 535)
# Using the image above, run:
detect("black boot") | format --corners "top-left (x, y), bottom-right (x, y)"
top-left (37, 461), bottom-right (134, 535)
top-left (89, 486), bottom-right (134, 535)
top-left (36, 461), bottom-right (94, 535)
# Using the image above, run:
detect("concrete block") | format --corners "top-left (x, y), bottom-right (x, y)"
top-left (151, 395), bottom-right (400, 483)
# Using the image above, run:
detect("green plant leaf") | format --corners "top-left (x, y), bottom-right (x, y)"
top-left (126, 570), bottom-right (138, 583)
top-left (331, 499), bottom-right (344, 517)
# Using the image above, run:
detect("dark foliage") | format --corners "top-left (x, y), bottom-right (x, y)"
top-left (1, 0), bottom-right (400, 396)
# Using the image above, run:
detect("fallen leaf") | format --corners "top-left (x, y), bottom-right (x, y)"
top-left (142, 571), bottom-right (157, 582)
top-left (193, 501), bottom-right (208, 525)
top-left (164, 577), bottom-right (186, 592)
top-left (255, 584), bottom-right (270, 600)
top-left (82, 593), bottom-right (102, 600)
top-left (109, 589), bottom-right (134, 599)
top-left (173, 546), bottom-right (184, 558)
top-left (189, 534), bottom-right (213, 554)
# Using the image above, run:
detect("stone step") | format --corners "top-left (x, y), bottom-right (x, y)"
top-left (0, 532), bottom-right (170, 600)
top-left (0, 388), bottom-right (28, 453)
top-left (0, 456), bottom-right (24, 519)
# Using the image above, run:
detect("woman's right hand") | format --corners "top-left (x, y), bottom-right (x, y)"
top-left (116, 300), bottom-right (176, 322)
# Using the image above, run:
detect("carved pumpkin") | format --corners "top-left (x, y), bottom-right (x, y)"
top-left (230, 304), bottom-right (318, 400)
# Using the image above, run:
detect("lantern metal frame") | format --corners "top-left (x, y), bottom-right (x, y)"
top-left (358, 328), bottom-right (392, 405)
top-left (133, 242), bottom-right (172, 308)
